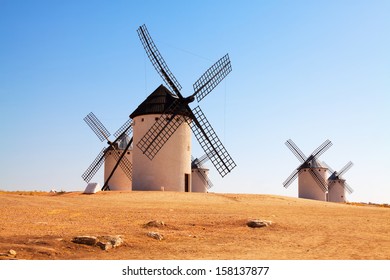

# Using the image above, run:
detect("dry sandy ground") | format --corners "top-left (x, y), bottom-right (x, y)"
top-left (0, 191), bottom-right (389, 260)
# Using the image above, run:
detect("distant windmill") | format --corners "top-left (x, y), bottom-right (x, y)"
top-left (82, 112), bottom-right (133, 191)
top-left (191, 152), bottom-right (214, 192)
top-left (283, 139), bottom-right (332, 201)
top-left (130, 24), bottom-right (236, 192)
top-left (322, 161), bottom-right (354, 202)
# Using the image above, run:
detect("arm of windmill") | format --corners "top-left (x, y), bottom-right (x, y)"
top-left (283, 169), bottom-right (299, 188)
top-left (108, 147), bottom-right (132, 180)
top-left (114, 118), bottom-right (133, 138)
top-left (285, 139), bottom-right (307, 163)
top-left (338, 161), bottom-right (353, 177)
top-left (311, 139), bottom-right (332, 159)
top-left (84, 112), bottom-right (111, 142)
top-left (136, 99), bottom-right (189, 160)
top-left (344, 182), bottom-right (354, 194)
top-left (137, 24), bottom-right (182, 97)
top-left (308, 168), bottom-right (328, 192)
top-left (197, 150), bottom-right (217, 166)
top-left (195, 169), bottom-right (214, 189)
top-left (189, 106), bottom-right (236, 177)
top-left (81, 148), bottom-right (107, 183)
top-left (193, 54), bottom-right (232, 103)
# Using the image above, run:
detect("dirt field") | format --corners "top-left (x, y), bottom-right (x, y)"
top-left (0, 191), bottom-right (389, 260)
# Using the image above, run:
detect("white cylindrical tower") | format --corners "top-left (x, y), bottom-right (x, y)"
top-left (327, 179), bottom-right (346, 202)
top-left (298, 167), bottom-right (328, 201)
top-left (191, 167), bottom-right (209, 193)
top-left (130, 85), bottom-right (192, 192)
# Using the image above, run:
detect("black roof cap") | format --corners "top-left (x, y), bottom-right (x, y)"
top-left (130, 84), bottom-right (191, 119)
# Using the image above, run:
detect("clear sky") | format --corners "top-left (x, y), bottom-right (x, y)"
top-left (0, 0), bottom-right (389, 203)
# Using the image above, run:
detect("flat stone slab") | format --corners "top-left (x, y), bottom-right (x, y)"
top-left (72, 236), bottom-right (98, 246)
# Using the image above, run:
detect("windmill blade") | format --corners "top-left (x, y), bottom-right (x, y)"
top-left (107, 148), bottom-right (132, 180)
top-left (136, 99), bottom-right (189, 160)
top-left (344, 181), bottom-right (354, 194)
top-left (338, 161), bottom-right (353, 178)
top-left (189, 106), bottom-right (236, 177)
top-left (308, 168), bottom-right (328, 192)
top-left (195, 169), bottom-right (214, 189)
top-left (114, 118), bottom-right (133, 138)
top-left (285, 139), bottom-right (307, 163)
top-left (102, 137), bottom-right (133, 191)
top-left (84, 112), bottom-right (111, 142)
top-left (283, 169), bottom-right (299, 188)
top-left (197, 150), bottom-right (216, 166)
top-left (311, 139), bottom-right (332, 159)
top-left (193, 54), bottom-right (232, 102)
top-left (137, 24), bottom-right (182, 96)
top-left (82, 148), bottom-right (106, 182)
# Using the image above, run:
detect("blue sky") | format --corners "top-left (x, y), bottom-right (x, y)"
top-left (0, 0), bottom-right (389, 203)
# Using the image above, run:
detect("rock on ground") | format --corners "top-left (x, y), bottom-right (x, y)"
top-left (147, 232), bottom-right (164, 241)
top-left (72, 235), bottom-right (124, 250)
top-left (246, 219), bottom-right (273, 228)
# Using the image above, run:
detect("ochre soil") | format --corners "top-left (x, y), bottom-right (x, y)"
top-left (0, 191), bottom-right (389, 260)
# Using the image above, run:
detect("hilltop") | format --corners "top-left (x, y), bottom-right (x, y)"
top-left (0, 191), bottom-right (389, 260)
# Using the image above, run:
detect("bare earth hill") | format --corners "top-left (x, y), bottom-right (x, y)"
top-left (0, 191), bottom-right (389, 260)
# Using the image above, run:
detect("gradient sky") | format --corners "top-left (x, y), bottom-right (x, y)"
top-left (0, 0), bottom-right (389, 203)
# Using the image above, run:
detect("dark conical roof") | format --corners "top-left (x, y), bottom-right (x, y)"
top-left (130, 84), bottom-right (191, 119)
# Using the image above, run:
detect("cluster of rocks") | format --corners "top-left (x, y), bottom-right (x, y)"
top-left (71, 219), bottom-right (272, 251)
top-left (72, 235), bottom-right (124, 250)
top-left (144, 220), bottom-right (165, 241)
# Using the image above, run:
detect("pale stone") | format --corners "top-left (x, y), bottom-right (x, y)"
top-left (147, 232), bottom-right (164, 241)
top-left (144, 220), bottom-right (165, 228)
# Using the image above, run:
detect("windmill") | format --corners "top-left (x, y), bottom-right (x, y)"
top-left (191, 152), bottom-right (214, 192)
top-left (283, 139), bottom-right (332, 201)
top-left (130, 24), bottom-right (236, 192)
top-left (322, 161), bottom-right (354, 202)
top-left (82, 112), bottom-right (133, 191)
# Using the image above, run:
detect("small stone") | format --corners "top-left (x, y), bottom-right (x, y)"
top-left (97, 235), bottom-right (124, 250)
top-left (246, 219), bottom-right (273, 228)
top-left (144, 220), bottom-right (165, 228)
top-left (72, 236), bottom-right (98, 246)
top-left (147, 232), bottom-right (164, 241)
top-left (97, 241), bottom-right (113, 251)
top-left (8, 249), bottom-right (17, 256)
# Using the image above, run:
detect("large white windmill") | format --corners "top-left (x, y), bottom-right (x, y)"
top-left (130, 24), bottom-right (236, 192)
top-left (81, 25), bottom-right (236, 192)
top-left (283, 139), bottom-right (332, 201)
